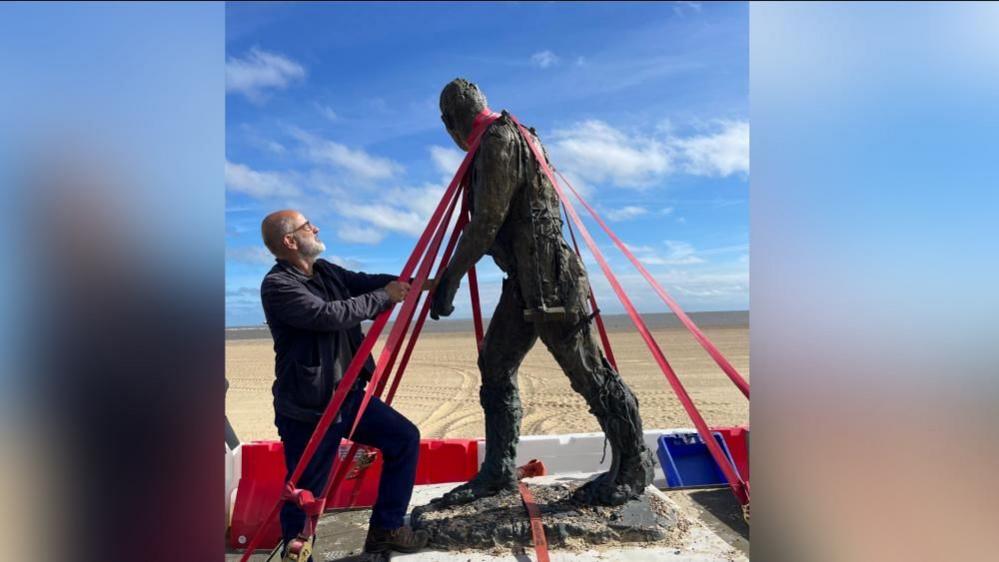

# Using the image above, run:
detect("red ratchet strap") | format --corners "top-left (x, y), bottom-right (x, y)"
top-left (385, 205), bottom-right (470, 404)
top-left (508, 115), bottom-right (749, 506)
top-left (283, 485), bottom-right (323, 538)
top-left (323, 184), bottom-right (466, 508)
top-left (518, 482), bottom-right (552, 562)
top-left (347, 110), bottom-right (499, 441)
top-left (328, 125), bottom-right (501, 509)
top-left (346, 184), bottom-right (463, 441)
top-left (378, 177), bottom-right (472, 404)
top-left (325, 201), bottom-right (471, 511)
top-left (562, 203), bottom-right (618, 371)
top-left (467, 108), bottom-right (500, 146)
top-left (556, 169), bottom-right (749, 399)
top-left (464, 193), bottom-right (486, 347)
top-left (335, 184), bottom-right (484, 509)
top-left (238, 115), bottom-right (497, 561)
top-left (456, 109), bottom-right (496, 349)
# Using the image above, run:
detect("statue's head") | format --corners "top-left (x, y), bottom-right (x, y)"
top-left (439, 78), bottom-right (488, 151)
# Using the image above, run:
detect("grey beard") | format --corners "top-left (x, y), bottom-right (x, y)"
top-left (300, 239), bottom-right (325, 258)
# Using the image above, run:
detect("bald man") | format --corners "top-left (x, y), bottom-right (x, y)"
top-left (259, 210), bottom-right (428, 560)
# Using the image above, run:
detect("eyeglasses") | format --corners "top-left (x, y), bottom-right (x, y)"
top-left (287, 220), bottom-right (315, 235)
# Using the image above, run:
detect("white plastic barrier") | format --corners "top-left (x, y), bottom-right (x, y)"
top-left (225, 444), bottom-right (242, 527)
top-left (475, 428), bottom-right (692, 487)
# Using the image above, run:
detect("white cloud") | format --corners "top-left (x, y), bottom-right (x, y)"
top-left (226, 47), bottom-right (305, 103)
top-left (547, 119), bottom-right (749, 189)
top-left (429, 145), bottom-right (465, 176)
top-left (280, 148), bottom-right (457, 245)
top-left (291, 128), bottom-right (403, 182)
top-left (662, 269), bottom-right (747, 300)
top-left (386, 184), bottom-right (447, 219)
top-left (672, 120), bottom-right (749, 176)
top-left (225, 160), bottom-right (300, 199)
top-left (327, 255), bottom-right (364, 270)
top-left (623, 243), bottom-right (656, 253)
top-left (263, 140), bottom-right (286, 154)
top-left (662, 240), bottom-right (705, 265)
top-left (605, 206), bottom-right (649, 222)
top-left (530, 50), bottom-right (560, 69)
top-left (333, 180), bottom-right (453, 241)
top-left (585, 266), bottom-right (748, 312)
top-left (337, 225), bottom-right (386, 245)
top-left (673, 1), bottom-right (703, 14)
top-left (620, 240), bottom-right (706, 266)
top-left (660, 206), bottom-right (675, 215)
top-left (316, 103), bottom-right (338, 121)
top-left (336, 201), bottom-right (427, 237)
top-left (549, 120), bottom-right (672, 188)
top-left (226, 245), bottom-right (274, 265)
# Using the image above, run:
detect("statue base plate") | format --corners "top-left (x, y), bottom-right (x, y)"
top-left (410, 480), bottom-right (689, 552)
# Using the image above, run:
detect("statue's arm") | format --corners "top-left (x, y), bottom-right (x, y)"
top-left (430, 129), bottom-right (518, 318)
top-left (450, 144), bottom-right (517, 276)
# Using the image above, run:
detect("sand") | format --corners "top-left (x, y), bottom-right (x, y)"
top-left (225, 326), bottom-right (749, 443)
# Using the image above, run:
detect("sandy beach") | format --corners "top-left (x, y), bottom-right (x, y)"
top-left (225, 315), bottom-right (749, 442)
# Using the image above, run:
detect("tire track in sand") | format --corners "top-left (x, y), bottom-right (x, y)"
top-left (416, 364), bottom-right (480, 438)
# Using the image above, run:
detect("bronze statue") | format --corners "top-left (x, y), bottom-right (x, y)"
top-left (430, 78), bottom-right (654, 506)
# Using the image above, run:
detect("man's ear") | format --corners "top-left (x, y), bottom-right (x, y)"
top-left (282, 233), bottom-right (297, 251)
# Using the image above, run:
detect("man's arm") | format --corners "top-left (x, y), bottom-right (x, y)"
top-left (431, 126), bottom-right (519, 318)
top-left (261, 275), bottom-right (393, 332)
top-left (326, 262), bottom-right (398, 296)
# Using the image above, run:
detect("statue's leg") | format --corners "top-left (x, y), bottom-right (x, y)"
top-left (537, 320), bottom-right (654, 506)
top-left (433, 279), bottom-right (538, 507)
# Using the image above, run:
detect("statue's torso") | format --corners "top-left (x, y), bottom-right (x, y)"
top-left (468, 115), bottom-right (589, 317)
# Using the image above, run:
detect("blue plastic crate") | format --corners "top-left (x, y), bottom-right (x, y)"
top-left (657, 432), bottom-right (737, 488)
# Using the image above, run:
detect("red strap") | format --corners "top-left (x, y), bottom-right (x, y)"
top-left (563, 203), bottom-right (618, 371)
top-left (556, 169), bottom-right (750, 399)
top-left (322, 194), bottom-right (472, 507)
top-left (346, 185), bottom-right (462, 441)
top-left (508, 115), bottom-right (749, 506)
top-left (467, 108), bottom-right (500, 146)
top-left (318, 125), bottom-right (496, 518)
top-left (465, 222), bottom-right (486, 350)
top-left (384, 210), bottom-right (470, 404)
top-left (323, 186), bottom-right (463, 514)
top-left (347, 116), bottom-right (498, 442)
top-left (464, 111), bottom-right (496, 349)
top-left (518, 482), bottom-right (551, 562)
top-left (238, 117), bottom-right (493, 562)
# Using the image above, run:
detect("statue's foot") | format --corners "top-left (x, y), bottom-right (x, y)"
top-left (572, 471), bottom-right (634, 506)
top-left (573, 450), bottom-right (655, 506)
top-left (431, 472), bottom-right (517, 507)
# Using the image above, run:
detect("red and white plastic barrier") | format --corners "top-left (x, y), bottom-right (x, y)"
top-left (229, 438), bottom-right (479, 549)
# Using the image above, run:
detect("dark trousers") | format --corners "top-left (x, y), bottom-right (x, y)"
top-left (276, 387), bottom-right (421, 551)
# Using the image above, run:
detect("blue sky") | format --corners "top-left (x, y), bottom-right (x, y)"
top-left (226, 2), bottom-right (748, 327)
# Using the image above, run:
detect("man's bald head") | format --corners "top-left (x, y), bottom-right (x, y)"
top-left (261, 209), bottom-right (302, 256)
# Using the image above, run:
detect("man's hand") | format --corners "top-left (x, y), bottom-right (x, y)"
top-left (422, 277), bottom-right (438, 292)
top-left (430, 275), bottom-right (460, 320)
top-left (385, 280), bottom-right (410, 303)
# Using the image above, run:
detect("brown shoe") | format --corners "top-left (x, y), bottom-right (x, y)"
top-left (363, 524), bottom-right (429, 553)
